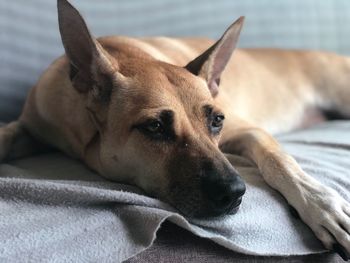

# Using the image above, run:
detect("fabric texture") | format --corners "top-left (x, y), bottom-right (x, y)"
top-left (2, 0), bottom-right (350, 121)
top-left (0, 121), bottom-right (349, 262)
top-left (125, 222), bottom-right (343, 263)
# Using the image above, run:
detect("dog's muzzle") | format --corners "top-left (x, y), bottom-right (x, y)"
top-left (200, 166), bottom-right (246, 217)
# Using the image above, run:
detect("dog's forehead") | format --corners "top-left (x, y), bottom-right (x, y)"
top-left (118, 61), bottom-right (213, 110)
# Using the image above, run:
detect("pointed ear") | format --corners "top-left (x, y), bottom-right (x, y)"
top-left (57, 0), bottom-right (116, 101)
top-left (185, 17), bottom-right (244, 97)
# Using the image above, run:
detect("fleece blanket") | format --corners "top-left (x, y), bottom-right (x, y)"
top-left (0, 121), bottom-right (349, 262)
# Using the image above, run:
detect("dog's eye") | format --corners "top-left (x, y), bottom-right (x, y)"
top-left (145, 121), bottom-right (164, 134)
top-left (135, 120), bottom-right (168, 141)
top-left (212, 114), bottom-right (225, 127)
top-left (134, 110), bottom-right (176, 142)
top-left (210, 114), bottom-right (225, 134)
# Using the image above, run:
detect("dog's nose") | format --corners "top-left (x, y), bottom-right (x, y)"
top-left (201, 172), bottom-right (246, 214)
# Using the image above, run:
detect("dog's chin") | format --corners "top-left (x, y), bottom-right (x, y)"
top-left (197, 205), bottom-right (241, 218)
top-left (177, 203), bottom-right (241, 219)
top-left (164, 186), bottom-right (242, 218)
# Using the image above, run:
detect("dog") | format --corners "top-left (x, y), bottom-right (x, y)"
top-left (0, 0), bottom-right (349, 259)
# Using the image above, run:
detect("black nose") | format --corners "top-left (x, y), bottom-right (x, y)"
top-left (201, 171), bottom-right (246, 215)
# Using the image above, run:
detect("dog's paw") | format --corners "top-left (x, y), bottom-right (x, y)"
top-left (296, 184), bottom-right (350, 260)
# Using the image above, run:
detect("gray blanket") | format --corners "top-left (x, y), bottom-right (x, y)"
top-left (0, 121), bottom-right (349, 262)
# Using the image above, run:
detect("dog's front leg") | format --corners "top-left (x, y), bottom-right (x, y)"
top-left (0, 121), bottom-right (49, 162)
top-left (0, 121), bottom-right (23, 161)
top-left (220, 125), bottom-right (350, 258)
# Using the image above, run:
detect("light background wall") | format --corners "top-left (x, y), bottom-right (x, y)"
top-left (1, 0), bottom-right (350, 121)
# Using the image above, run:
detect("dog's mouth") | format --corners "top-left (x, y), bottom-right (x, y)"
top-left (165, 162), bottom-right (246, 218)
top-left (207, 196), bottom-right (243, 217)
top-left (165, 173), bottom-right (246, 218)
top-left (227, 197), bottom-right (243, 214)
top-left (185, 196), bottom-right (243, 219)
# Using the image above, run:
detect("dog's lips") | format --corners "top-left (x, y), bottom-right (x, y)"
top-left (226, 197), bottom-right (242, 215)
top-left (228, 204), bottom-right (240, 215)
top-left (192, 197), bottom-right (243, 218)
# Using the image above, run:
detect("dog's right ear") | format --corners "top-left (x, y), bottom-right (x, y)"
top-left (57, 0), bottom-right (116, 101)
top-left (185, 17), bottom-right (244, 97)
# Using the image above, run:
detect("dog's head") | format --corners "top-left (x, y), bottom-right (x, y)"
top-left (58, 0), bottom-right (245, 217)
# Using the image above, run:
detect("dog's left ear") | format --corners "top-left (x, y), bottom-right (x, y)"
top-left (185, 17), bottom-right (244, 97)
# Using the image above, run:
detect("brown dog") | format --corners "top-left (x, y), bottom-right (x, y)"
top-left (0, 0), bottom-right (349, 258)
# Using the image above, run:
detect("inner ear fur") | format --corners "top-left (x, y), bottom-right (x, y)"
top-left (185, 16), bottom-right (244, 97)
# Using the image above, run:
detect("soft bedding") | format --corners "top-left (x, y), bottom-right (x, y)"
top-left (0, 121), bottom-right (349, 262)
